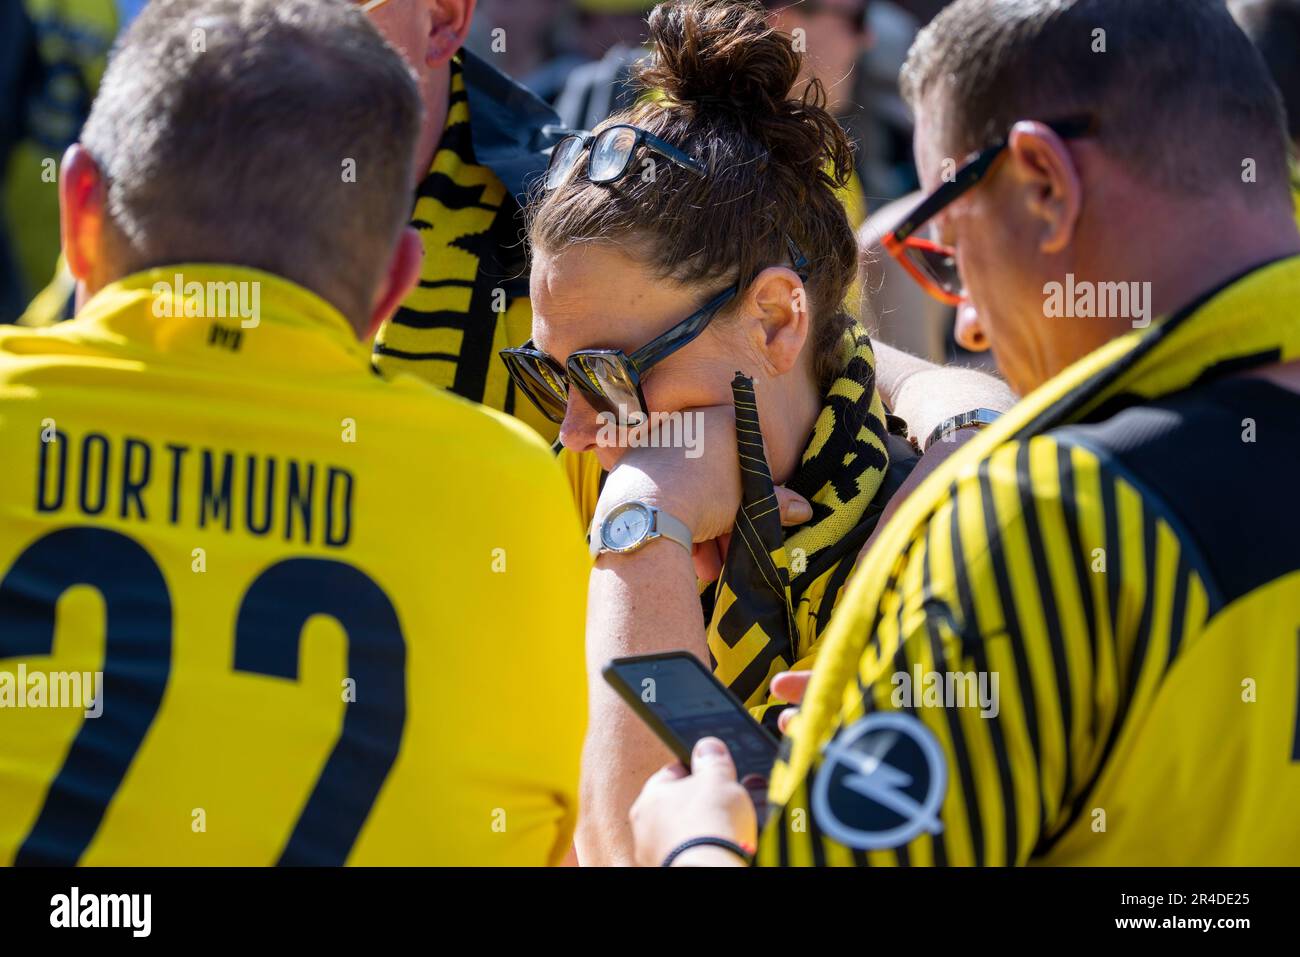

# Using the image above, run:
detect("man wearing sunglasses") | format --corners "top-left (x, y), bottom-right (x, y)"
top-left (631, 0), bottom-right (1300, 867)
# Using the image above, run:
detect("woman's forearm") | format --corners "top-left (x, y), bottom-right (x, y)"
top-left (873, 340), bottom-right (1017, 445)
top-left (575, 536), bottom-right (708, 865)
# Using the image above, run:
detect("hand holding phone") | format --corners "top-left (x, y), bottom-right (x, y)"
top-left (601, 652), bottom-right (779, 786)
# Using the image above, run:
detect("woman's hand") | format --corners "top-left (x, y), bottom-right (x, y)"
top-left (593, 404), bottom-right (812, 578)
top-left (629, 737), bottom-right (758, 867)
top-left (626, 671), bottom-right (815, 866)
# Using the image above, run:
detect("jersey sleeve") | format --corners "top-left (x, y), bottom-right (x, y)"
top-left (763, 435), bottom-right (1210, 866)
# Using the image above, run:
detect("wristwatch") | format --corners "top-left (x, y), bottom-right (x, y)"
top-left (923, 408), bottom-right (1003, 452)
top-left (590, 501), bottom-right (693, 559)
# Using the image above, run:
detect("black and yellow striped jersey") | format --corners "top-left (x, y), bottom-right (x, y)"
top-left (372, 56), bottom-right (557, 441)
top-left (0, 265), bottom-right (590, 865)
top-left (761, 257), bottom-right (1300, 866)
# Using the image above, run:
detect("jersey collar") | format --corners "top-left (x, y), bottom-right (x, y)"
top-left (72, 264), bottom-right (370, 372)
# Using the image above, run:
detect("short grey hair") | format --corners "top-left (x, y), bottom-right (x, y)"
top-left (80, 0), bottom-right (421, 322)
top-left (900, 0), bottom-right (1291, 206)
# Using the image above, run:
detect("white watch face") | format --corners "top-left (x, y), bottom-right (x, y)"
top-left (603, 503), bottom-right (652, 551)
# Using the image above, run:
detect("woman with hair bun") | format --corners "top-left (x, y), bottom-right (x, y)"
top-left (501, 0), bottom-right (999, 864)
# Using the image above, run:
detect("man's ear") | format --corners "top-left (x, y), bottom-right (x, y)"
top-left (366, 226), bottom-right (423, 340)
top-left (1006, 121), bottom-right (1083, 256)
top-left (59, 144), bottom-right (108, 285)
top-left (427, 0), bottom-right (476, 66)
top-left (741, 266), bottom-right (811, 377)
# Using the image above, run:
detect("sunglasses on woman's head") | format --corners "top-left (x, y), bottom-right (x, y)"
top-left (881, 115), bottom-right (1096, 305)
top-left (500, 240), bottom-right (810, 425)
top-left (545, 124), bottom-right (706, 191)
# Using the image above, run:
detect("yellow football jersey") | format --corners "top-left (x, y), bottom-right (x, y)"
top-left (0, 265), bottom-right (589, 866)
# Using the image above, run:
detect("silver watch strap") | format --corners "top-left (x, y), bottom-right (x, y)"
top-left (649, 508), bottom-right (693, 555)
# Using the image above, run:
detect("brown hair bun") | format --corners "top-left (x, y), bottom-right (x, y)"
top-left (635, 0), bottom-right (854, 187)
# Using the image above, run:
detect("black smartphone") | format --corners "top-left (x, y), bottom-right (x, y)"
top-left (601, 651), bottom-right (779, 784)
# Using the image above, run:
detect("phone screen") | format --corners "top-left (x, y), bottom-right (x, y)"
top-left (606, 654), bottom-right (778, 783)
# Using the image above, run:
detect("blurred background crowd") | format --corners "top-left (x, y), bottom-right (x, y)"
top-left (466, 0), bottom-right (941, 203)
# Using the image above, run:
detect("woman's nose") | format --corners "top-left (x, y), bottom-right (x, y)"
top-left (558, 388), bottom-right (602, 454)
top-left (953, 299), bottom-right (990, 352)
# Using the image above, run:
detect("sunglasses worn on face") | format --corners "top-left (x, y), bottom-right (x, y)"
top-left (500, 240), bottom-right (809, 425)
top-left (881, 116), bottom-right (1095, 306)
top-left (545, 124), bottom-right (706, 191)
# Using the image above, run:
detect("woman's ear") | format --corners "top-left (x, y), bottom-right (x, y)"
top-left (742, 266), bottom-right (811, 377)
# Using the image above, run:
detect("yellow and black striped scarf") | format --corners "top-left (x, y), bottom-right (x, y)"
top-left (705, 327), bottom-right (893, 711)
top-left (372, 58), bottom-right (554, 438)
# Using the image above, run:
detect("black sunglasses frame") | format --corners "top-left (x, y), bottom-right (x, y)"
top-left (501, 239), bottom-right (810, 425)
top-left (545, 124), bottom-right (706, 190)
top-left (891, 116), bottom-right (1096, 246)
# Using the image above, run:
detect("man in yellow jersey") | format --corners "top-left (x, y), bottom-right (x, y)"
top-left (0, 0), bottom-right (588, 866)
top-left (629, 0), bottom-right (1300, 867)
top-left (13, 0), bottom-right (566, 437)
top-left (358, 0), bottom-right (568, 439)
